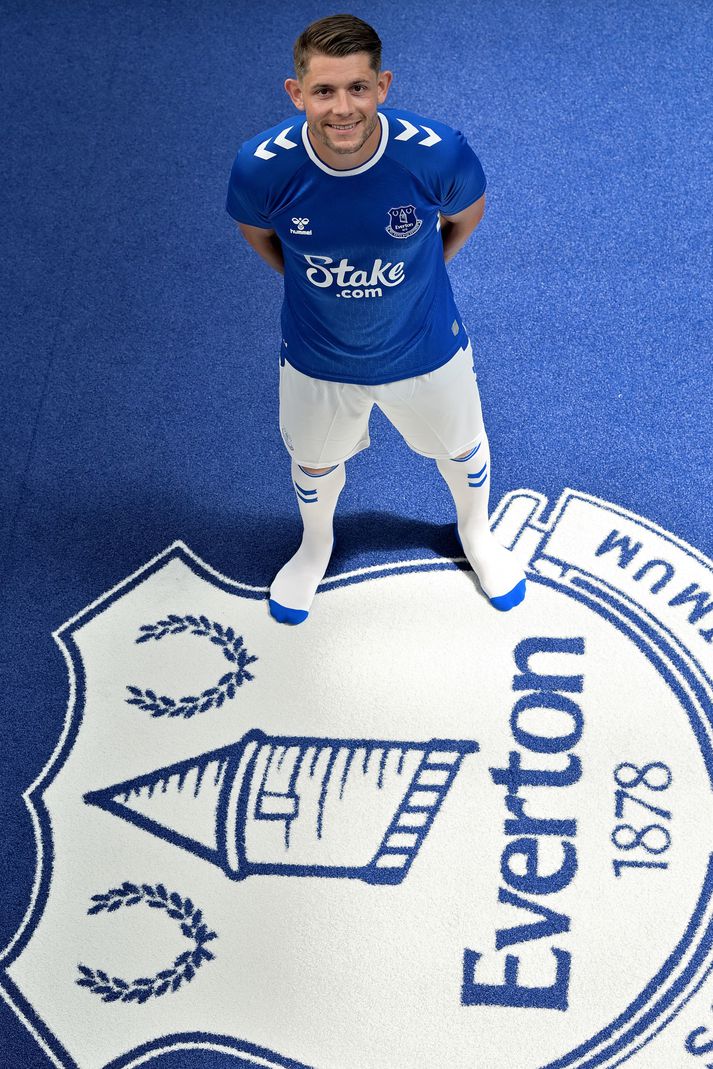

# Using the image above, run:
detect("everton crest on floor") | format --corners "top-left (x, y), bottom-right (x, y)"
top-left (4, 488), bottom-right (713, 1069)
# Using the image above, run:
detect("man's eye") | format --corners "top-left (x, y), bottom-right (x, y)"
top-left (315, 86), bottom-right (366, 95)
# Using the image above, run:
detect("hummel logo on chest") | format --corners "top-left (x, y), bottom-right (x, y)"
top-left (290, 217), bottom-right (312, 236)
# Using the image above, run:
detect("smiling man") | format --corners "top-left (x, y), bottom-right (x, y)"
top-left (226, 13), bottom-right (525, 624)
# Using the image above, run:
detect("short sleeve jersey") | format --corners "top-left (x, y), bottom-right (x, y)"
top-left (226, 107), bottom-right (486, 385)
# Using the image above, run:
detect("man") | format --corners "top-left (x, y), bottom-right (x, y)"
top-left (226, 13), bottom-right (525, 624)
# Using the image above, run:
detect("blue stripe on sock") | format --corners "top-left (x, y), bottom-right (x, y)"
top-left (450, 442), bottom-right (481, 463)
top-left (468, 463), bottom-right (488, 480)
top-left (295, 485), bottom-right (318, 503)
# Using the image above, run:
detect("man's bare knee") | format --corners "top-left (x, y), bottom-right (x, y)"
top-left (452, 436), bottom-right (484, 461)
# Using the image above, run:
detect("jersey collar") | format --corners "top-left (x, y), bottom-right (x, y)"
top-left (302, 111), bottom-right (388, 177)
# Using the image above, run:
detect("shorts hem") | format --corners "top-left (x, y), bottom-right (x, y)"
top-left (405, 433), bottom-right (484, 462)
top-left (292, 436), bottom-right (371, 468)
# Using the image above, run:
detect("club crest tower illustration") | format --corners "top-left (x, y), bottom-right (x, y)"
top-left (85, 729), bottom-right (477, 883)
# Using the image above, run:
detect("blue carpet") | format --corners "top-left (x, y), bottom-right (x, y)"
top-left (2, 2), bottom-right (712, 1067)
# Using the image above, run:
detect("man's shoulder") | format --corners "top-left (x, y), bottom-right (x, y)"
top-left (382, 105), bottom-right (460, 137)
top-left (382, 105), bottom-right (476, 190)
top-left (227, 116), bottom-right (309, 226)
top-left (233, 115), bottom-right (308, 180)
top-left (382, 106), bottom-right (467, 155)
top-left (381, 107), bottom-right (486, 214)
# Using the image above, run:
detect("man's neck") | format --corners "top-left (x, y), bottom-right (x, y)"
top-left (307, 115), bottom-right (381, 170)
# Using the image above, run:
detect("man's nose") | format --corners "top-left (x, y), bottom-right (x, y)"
top-left (332, 91), bottom-right (353, 114)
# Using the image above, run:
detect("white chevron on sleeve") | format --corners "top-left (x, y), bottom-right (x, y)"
top-left (418, 126), bottom-right (441, 147)
top-left (254, 126), bottom-right (298, 160)
top-left (394, 118), bottom-right (442, 147)
top-left (274, 126), bottom-right (298, 149)
top-left (394, 118), bottom-right (419, 140)
top-left (255, 139), bottom-right (276, 160)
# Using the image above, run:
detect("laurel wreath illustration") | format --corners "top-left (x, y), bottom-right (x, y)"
top-left (126, 614), bottom-right (257, 719)
top-left (76, 882), bottom-right (217, 1003)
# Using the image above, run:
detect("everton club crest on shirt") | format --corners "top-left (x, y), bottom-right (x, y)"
top-left (386, 204), bottom-right (423, 239)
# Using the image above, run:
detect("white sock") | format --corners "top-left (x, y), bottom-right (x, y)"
top-left (436, 434), bottom-right (526, 610)
top-left (269, 460), bottom-right (346, 623)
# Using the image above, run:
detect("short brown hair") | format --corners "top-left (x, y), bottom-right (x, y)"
top-left (293, 14), bottom-right (382, 82)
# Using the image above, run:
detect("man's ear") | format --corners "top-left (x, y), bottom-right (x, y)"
top-left (284, 78), bottom-right (304, 110)
top-left (377, 70), bottom-right (393, 103)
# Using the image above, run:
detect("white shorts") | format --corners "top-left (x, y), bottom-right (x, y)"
top-left (278, 339), bottom-right (485, 467)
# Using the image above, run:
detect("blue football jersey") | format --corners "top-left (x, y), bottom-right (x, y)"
top-left (226, 106), bottom-right (486, 385)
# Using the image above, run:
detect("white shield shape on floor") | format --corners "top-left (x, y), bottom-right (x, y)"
top-left (3, 488), bottom-right (713, 1069)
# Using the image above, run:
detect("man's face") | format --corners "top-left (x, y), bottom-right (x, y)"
top-left (285, 52), bottom-right (393, 159)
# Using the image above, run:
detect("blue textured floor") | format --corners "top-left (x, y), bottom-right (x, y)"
top-left (1, 1), bottom-right (712, 1065)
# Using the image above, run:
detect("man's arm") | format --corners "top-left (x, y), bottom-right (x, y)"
top-left (439, 192), bottom-right (486, 264)
top-left (235, 221), bottom-right (285, 275)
